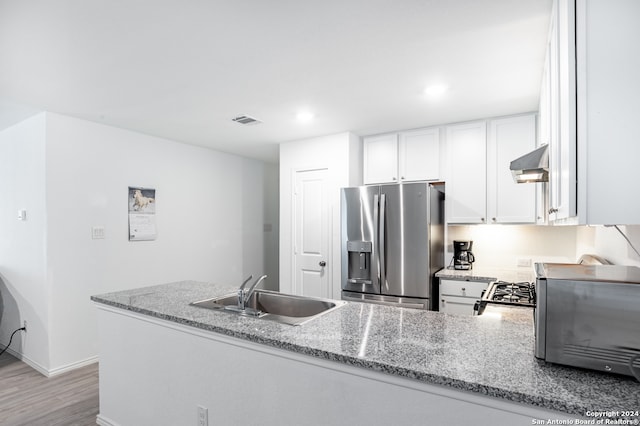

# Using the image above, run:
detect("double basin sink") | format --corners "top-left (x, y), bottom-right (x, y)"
top-left (191, 289), bottom-right (346, 326)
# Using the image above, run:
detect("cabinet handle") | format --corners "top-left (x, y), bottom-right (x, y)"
top-left (492, 217), bottom-right (496, 222)
top-left (481, 218), bottom-right (485, 222)
top-left (549, 207), bottom-right (558, 214)
top-left (461, 288), bottom-right (466, 292)
top-left (401, 176), bottom-right (405, 180)
top-left (392, 177), bottom-right (397, 181)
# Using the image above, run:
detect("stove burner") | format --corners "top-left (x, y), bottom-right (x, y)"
top-left (500, 294), bottom-right (521, 302)
top-left (486, 281), bottom-right (535, 306)
top-left (474, 280), bottom-right (536, 315)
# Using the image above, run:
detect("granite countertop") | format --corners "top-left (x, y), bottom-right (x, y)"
top-left (91, 281), bottom-right (639, 418)
top-left (436, 266), bottom-right (535, 283)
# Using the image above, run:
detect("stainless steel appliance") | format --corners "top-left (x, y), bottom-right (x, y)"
top-left (453, 240), bottom-right (475, 270)
top-left (509, 144), bottom-right (549, 183)
top-left (340, 182), bottom-right (444, 310)
top-left (473, 281), bottom-right (535, 315)
top-left (535, 263), bottom-right (640, 379)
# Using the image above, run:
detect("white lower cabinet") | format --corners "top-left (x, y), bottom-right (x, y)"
top-left (97, 305), bottom-right (570, 425)
top-left (439, 278), bottom-right (490, 315)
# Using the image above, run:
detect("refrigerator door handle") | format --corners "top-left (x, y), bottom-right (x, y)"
top-left (373, 194), bottom-right (379, 288)
top-left (379, 193), bottom-right (386, 291)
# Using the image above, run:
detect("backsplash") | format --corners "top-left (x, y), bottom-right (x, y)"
top-left (446, 224), bottom-right (640, 269)
top-left (446, 225), bottom-right (578, 270)
top-left (576, 225), bottom-right (640, 267)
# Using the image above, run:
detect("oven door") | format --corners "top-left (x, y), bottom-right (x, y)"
top-left (472, 282), bottom-right (495, 315)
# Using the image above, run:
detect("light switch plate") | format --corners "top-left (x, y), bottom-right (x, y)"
top-left (91, 226), bottom-right (105, 239)
top-left (17, 209), bottom-right (27, 221)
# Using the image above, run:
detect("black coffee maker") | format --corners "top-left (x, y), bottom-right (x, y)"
top-left (453, 240), bottom-right (475, 270)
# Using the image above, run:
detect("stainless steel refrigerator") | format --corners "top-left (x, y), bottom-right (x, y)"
top-left (340, 182), bottom-right (444, 310)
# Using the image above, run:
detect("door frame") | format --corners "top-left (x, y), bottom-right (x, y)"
top-left (290, 167), bottom-right (332, 297)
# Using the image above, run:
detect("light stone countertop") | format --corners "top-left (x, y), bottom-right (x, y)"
top-left (91, 280), bottom-right (639, 418)
top-left (436, 266), bottom-right (535, 283)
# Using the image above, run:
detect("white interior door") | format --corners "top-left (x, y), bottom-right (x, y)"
top-left (294, 168), bottom-right (330, 298)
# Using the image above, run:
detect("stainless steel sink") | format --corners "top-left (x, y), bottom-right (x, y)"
top-left (190, 289), bottom-right (346, 326)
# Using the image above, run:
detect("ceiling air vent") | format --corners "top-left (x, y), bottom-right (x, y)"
top-left (231, 115), bottom-right (262, 126)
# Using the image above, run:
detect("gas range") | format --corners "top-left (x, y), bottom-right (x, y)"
top-left (474, 280), bottom-right (536, 315)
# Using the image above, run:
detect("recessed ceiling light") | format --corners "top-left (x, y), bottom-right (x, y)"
top-left (424, 84), bottom-right (448, 97)
top-left (296, 111), bottom-right (314, 122)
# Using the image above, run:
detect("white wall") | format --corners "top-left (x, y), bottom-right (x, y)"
top-left (0, 112), bottom-right (277, 374)
top-left (447, 224), bottom-right (578, 269)
top-left (0, 113), bottom-right (50, 369)
top-left (262, 164), bottom-right (280, 290)
top-left (576, 225), bottom-right (640, 267)
top-left (279, 132), bottom-right (361, 299)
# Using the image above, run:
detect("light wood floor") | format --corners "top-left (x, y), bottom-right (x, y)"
top-left (0, 354), bottom-right (99, 426)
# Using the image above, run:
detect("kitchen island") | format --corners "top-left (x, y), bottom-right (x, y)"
top-left (92, 281), bottom-right (639, 426)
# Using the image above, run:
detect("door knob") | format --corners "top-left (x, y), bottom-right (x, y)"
top-left (319, 261), bottom-right (326, 267)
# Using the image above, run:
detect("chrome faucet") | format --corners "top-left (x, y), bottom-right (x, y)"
top-left (238, 274), bottom-right (267, 310)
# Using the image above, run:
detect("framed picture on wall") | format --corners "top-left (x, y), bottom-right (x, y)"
top-left (128, 187), bottom-right (156, 241)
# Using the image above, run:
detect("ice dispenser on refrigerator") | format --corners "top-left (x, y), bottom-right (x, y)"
top-left (346, 241), bottom-right (372, 286)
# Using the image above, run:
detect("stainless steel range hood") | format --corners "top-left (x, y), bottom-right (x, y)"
top-left (510, 144), bottom-right (549, 183)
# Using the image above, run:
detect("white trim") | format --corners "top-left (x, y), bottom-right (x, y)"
top-left (1, 341), bottom-right (98, 377)
top-left (575, 0), bottom-right (587, 223)
top-left (96, 414), bottom-right (120, 426)
top-left (48, 355), bottom-right (98, 377)
top-left (1, 345), bottom-right (50, 376)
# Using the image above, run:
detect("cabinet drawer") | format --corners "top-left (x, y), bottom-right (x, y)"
top-left (439, 279), bottom-right (488, 298)
top-left (439, 295), bottom-right (477, 316)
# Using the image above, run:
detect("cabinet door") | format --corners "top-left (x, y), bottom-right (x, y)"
top-left (398, 128), bottom-right (440, 182)
top-left (440, 295), bottom-right (476, 316)
top-left (487, 115), bottom-right (537, 224)
top-left (445, 121), bottom-right (487, 224)
top-left (363, 134), bottom-right (398, 184)
top-left (549, 0), bottom-right (577, 222)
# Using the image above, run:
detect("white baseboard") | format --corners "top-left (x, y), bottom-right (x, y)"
top-left (48, 355), bottom-right (99, 376)
top-left (96, 414), bottom-right (120, 426)
top-left (2, 345), bottom-right (50, 376)
top-left (1, 344), bottom-right (98, 377)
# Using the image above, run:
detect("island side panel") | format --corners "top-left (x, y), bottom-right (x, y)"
top-left (95, 305), bottom-right (571, 426)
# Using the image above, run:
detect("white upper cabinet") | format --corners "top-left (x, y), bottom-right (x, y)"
top-left (547, 0), bottom-right (640, 225)
top-left (487, 115), bottom-right (537, 224)
top-left (363, 134), bottom-right (398, 184)
top-left (363, 127), bottom-right (440, 185)
top-left (446, 115), bottom-right (537, 225)
top-left (398, 128), bottom-right (440, 182)
top-left (446, 121), bottom-right (487, 224)
top-left (548, 0), bottom-right (577, 223)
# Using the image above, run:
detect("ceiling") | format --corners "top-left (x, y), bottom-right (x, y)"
top-left (0, 0), bottom-right (552, 163)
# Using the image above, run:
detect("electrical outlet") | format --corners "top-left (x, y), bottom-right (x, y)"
top-left (197, 406), bottom-right (208, 426)
top-left (517, 258), bottom-right (532, 267)
top-left (23, 320), bottom-right (27, 332)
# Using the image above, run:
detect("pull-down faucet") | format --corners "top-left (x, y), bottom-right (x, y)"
top-left (238, 274), bottom-right (267, 310)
